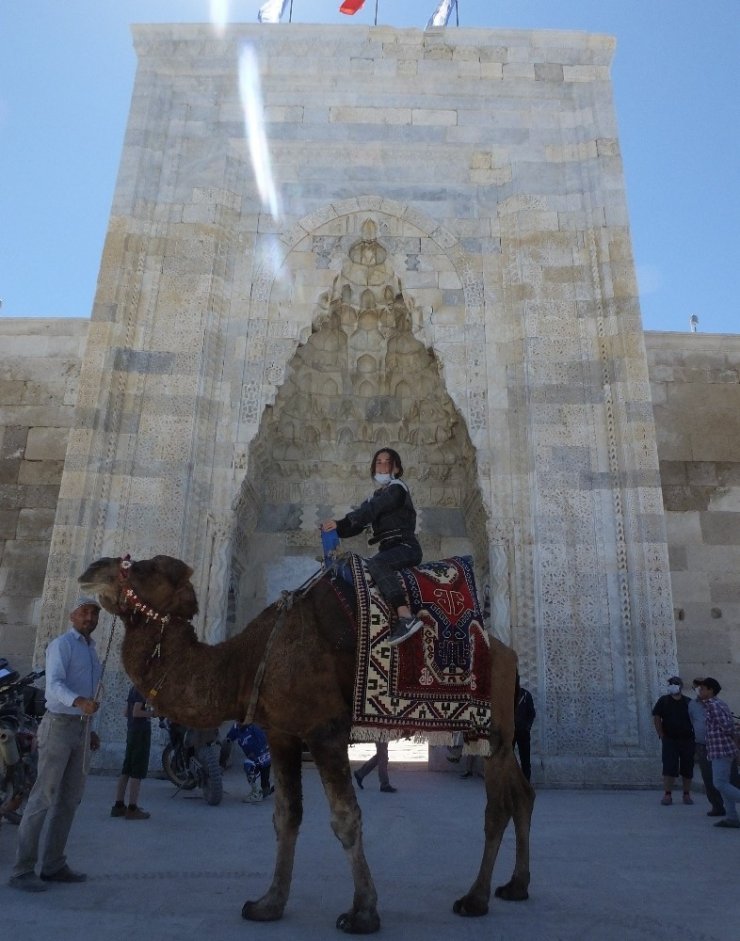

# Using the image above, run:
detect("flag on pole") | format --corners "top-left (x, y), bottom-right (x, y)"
top-left (427, 0), bottom-right (457, 28)
top-left (258, 0), bottom-right (289, 23)
top-left (339, 0), bottom-right (366, 15)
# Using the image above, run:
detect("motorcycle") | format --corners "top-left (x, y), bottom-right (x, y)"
top-left (0, 660), bottom-right (45, 825)
top-left (160, 719), bottom-right (224, 806)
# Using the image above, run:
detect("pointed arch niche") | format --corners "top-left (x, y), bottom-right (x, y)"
top-left (231, 220), bottom-right (488, 630)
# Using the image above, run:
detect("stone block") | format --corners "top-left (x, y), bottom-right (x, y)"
top-left (18, 460), bottom-right (65, 486)
top-left (0, 509), bottom-right (19, 539)
top-left (25, 426), bottom-right (70, 461)
top-left (699, 511), bottom-right (740, 546)
top-left (17, 508), bottom-right (57, 542)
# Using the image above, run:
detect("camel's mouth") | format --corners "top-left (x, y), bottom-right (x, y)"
top-left (77, 556), bottom-right (126, 614)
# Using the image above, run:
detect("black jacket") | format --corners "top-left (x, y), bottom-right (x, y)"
top-left (336, 479), bottom-right (417, 549)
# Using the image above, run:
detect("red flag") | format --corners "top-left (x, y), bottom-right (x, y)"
top-left (339, 0), bottom-right (366, 14)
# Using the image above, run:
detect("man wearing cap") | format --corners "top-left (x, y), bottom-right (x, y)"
top-left (8, 596), bottom-right (103, 892)
top-left (689, 678), bottom-right (726, 817)
top-left (696, 677), bottom-right (740, 829)
top-left (652, 676), bottom-right (695, 806)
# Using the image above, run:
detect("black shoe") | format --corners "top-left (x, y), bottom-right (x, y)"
top-left (354, 771), bottom-right (364, 790)
top-left (707, 808), bottom-right (726, 817)
top-left (110, 803), bottom-right (126, 818)
top-left (380, 784), bottom-right (397, 793)
top-left (40, 865), bottom-right (87, 883)
top-left (388, 615), bottom-right (423, 647)
top-left (8, 872), bottom-right (47, 893)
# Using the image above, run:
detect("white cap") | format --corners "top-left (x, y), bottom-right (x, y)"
top-left (71, 595), bottom-right (101, 613)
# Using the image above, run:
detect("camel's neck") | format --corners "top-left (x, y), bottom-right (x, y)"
top-left (120, 612), bottom-right (261, 728)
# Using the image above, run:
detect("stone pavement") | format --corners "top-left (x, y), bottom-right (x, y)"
top-left (1, 755), bottom-right (738, 941)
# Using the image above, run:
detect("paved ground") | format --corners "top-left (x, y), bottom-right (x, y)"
top-left (1, 751), bottom-right (738, 941)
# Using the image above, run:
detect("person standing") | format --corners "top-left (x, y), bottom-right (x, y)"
top-left (652, 676), bottom-right (694, 806)
top-left (514, 679), bottom-right (536, 782)
top-left (689, 678), bottom-right (726, 817)
top-left (8, 597), bottom-right (102, 892)
top-left (321, 448), bottom-right (423, 646)
top-left (354, 742), bottom-right (397, 793)
top-left (696, 677), bottom-right (740, 829)
top-left (110, 685), bottom-right (153, 820)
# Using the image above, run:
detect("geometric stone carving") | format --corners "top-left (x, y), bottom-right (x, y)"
top-left (233, 220), bottom-right (486, 626)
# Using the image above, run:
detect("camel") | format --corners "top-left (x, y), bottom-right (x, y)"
top-left (78, 553), bottom-right (534, 933)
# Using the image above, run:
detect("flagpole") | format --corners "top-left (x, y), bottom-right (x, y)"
top-left (456, 0), bottom-right (460, 27)
top-left (374, 0), bottom-right (379, 26)
top-left (289, 0), bottom-right (293, 22)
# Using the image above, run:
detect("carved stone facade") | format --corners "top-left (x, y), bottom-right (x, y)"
top-left (1, 24), bottom-right (700, 783)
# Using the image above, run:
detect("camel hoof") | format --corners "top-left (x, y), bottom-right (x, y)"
top-left (335, 910), bottom-right (381, 934)
top-left (242, 900), bottom-right (283, 922)
top-left (452, 895), bottom-right (488, 917)
top-left (494, 878), bottom-right (529, 902)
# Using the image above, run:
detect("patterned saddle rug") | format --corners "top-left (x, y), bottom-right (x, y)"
top-left (335, 554), bottom-right (492, 751)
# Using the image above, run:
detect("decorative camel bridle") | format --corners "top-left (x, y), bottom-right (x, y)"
top-left (117, 555), bottom-right (173, 700)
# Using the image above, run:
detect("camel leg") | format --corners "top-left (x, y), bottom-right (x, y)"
top-left (307, 723), bottom-right (380, 934)
top-left (242, 734), bottom-right (303, 922)
top-left (453, 638), bottom-right (535, 916)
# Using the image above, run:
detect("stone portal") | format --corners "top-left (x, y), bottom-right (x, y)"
top-left (233, 220), bottom-right (484, 627)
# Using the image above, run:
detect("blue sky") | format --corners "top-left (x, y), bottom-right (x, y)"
top-left (0, 1), bottom-right (737, 333)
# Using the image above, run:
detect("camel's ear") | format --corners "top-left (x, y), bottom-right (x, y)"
top-left (151, 555), bottom-right (194, 587)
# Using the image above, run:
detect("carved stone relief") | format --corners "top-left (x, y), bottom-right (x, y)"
top-left (232, 220), bottom-right (487, 627)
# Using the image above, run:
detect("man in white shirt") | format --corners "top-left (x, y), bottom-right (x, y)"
top-left (8, 597), bottom-right (102, 892)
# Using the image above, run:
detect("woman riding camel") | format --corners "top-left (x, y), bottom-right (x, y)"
top-left (321, 447), bottom-right (423, 646)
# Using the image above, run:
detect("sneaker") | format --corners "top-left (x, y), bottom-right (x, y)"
top-left (8, 872), bottom-right (48, 893)
top-left (660, 794), bottom-right (672, 806)
top-left (713, 818), bottom-right (740, 829)
top-left (242, 789), bottom-right (263, 803)
top-left (354, 771), bottom-right (364, 790)
top-left (388, 615), bottom-right (423, 647)
top-left (707, 808), bottom-right (726, 817)
top-left (125, 806), bottom-right (151, 820)
top-left (379, 784), bottom-right (397, 793)
top-left (682, 793), bottom-right (694, 805)
top-left (40, 865), bottom-right (87, 883)
top-left (110, 803), bottom-right (126, 818)
top-left (262, 786), bottom-right (275, 799)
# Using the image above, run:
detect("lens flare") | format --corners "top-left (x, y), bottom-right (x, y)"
top-left (239, 45), bottom-right (282, 220)
top-left (210, 0), bottom-right (229, 37)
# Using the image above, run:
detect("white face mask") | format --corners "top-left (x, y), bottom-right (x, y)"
top-left (374, 473), bottom-right (392, 486)
top-left (667, 684), bottom-right (681, 695)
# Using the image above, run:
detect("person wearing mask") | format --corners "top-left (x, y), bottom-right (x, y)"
top-left (689, 678), bottom-right (726, 817)
top-left (651, 676), bottom-right (694, 806)
top-left (695, 677), bottom-right (740, 829)
top-left (321, 447), bottom-right (423, 646)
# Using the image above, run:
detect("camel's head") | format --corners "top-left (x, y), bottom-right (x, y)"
top-left (78, 555), bottom-right (199, 621)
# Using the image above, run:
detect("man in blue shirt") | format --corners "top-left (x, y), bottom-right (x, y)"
top-left (8, 596), bottom-right (103, 892)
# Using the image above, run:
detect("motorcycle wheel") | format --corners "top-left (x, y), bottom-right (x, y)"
top-left (162, 743), bottom-right (198, 790)
top-left (200, 746), bottom-right (223, 806)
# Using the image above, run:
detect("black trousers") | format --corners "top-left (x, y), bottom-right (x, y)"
top-left (365, 539), bottom-right (422, 609)
top-left (514, 729), bottom-right (532, 781)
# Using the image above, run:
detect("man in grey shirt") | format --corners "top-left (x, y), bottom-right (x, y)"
top-left (8, 596), bottom-right (102, 892)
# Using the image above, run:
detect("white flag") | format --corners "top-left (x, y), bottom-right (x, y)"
top-left (427, 0), bottom-right (457, 29)
top-left (258, 0), bottom-right (289, 23)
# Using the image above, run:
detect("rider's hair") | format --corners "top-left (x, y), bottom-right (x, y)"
top-left (370, 448), bottom-right (404, 479)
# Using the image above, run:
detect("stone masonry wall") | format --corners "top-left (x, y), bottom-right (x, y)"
top-left (0, 319), bottom-right (89, 671)
top-left (646, 331), bottom-right (740, 713)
